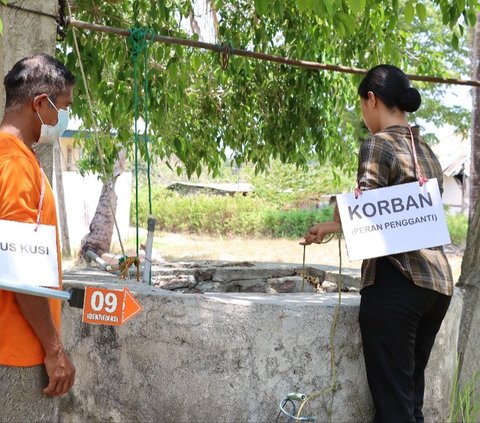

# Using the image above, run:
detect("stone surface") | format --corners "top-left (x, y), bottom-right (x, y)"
top-left (321, 281), bottom-right (338, 292)
top-left (424, 288), bottom-right (463, 422)
top-left (0, 1), bottom-right (57, 113)
top-left (220, 278), bottom-right (269, 293)
top-left (212, 263), bottom-right (296, 282)
top-left (267, 276), bottom-right (316, 293)
top-left (154, 274), bottom-right (196, 290)
top-left (59, 268), bottom-right (463, 423)
top-left (119, 261), bottom-right (363, 294)
top-left (0, 1), bottom-right (58, 184)
top-left (0, 365), bottom-right (59, 423)
top-left (296, 265), bottom-right (361, 290)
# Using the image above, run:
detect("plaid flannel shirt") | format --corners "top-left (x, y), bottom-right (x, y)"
top-left (356, 125), bottom-right (453, 296)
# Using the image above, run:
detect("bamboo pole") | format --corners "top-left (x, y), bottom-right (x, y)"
top-left (69, 18), bottom-right (480, 87)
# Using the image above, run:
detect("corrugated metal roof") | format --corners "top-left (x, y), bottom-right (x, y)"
top-left (167, 182), bottom-right (254, 193)
top-left (431, 136), bottom-right (470, 177)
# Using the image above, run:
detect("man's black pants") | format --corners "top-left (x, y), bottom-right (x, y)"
top-left (359, 258), bottom-right (451, 423)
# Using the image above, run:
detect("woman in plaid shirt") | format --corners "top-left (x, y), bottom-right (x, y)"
top-left (303, 65), bottom-right (453, 423)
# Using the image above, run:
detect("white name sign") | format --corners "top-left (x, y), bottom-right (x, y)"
top-left (0, 220), bottom-right (59, 288)
top-left (336, 178), bottom-right (451, 261)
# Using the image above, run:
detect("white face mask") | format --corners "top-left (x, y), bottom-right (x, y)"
top-left (35, 97), bottom-right (69, 145)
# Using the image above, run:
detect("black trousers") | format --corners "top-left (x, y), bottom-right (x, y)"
top-left (359, 258), bottom-right (451, 423)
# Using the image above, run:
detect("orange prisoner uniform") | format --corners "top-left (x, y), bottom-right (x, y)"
top-left (0, 133), bottom-right (62, 366)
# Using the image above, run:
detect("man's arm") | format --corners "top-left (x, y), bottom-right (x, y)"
top-left (15, 293), bottom-right (75, 396)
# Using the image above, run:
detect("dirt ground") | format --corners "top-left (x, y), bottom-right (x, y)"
top-left (125, 231), bottom-right (464, 283)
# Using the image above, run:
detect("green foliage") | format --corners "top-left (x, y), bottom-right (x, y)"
top-left (242, 160), bottom-right (353, 204)
top-left (263, 207), bottom-right (333, 237)
top-left (135, 186), bottom-right (334, 238)
top-left (136, 177), bottom-right (470, 243)
top-left (405, 2), bottom-right (472, 139)
top-left (0, 0), bottom-right (7, 35)
top-left (137, 187), bottom-right (264, 236)
top-left (58, 0), bottom-right (477, 180)
top-left (449, 358), bottom-right (480, 423)
top-left (446, 211), bottom-right (468, 245)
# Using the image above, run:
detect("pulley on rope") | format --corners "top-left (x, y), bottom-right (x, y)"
top-left (276, 393), bottom-right (315, 422)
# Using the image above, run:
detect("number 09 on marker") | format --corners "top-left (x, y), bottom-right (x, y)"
top-left (82, 286), bottom-right (142, 326)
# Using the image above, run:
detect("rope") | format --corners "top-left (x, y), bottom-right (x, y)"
top-left (128, 27), bottom-right (155, 264)
top-left (220, 42), bottom-right (231, 70)
top-left (408, 126), bottom-right (429, 186)
top-left (66, 0), bottom-right (126, 257)
top-left (297, 232), bottom-right (343, 422)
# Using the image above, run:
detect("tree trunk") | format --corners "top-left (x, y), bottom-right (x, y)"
top-left (457, 13), bottom-right (480, 385)
top-left (54, 143), bottom-right (71, 257)
top-left (79, 179), bottom-right (118, 258)
top-left (79, 150), bottom-right (126, 258)
top-left (469, 13), bottom-right (480, 222)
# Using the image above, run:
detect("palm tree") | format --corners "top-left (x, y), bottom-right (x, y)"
top-left (79, 150), bottom-right (126, 258)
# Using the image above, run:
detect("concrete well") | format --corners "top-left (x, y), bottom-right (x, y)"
top-left (59, 263), bottom-right (462, 422)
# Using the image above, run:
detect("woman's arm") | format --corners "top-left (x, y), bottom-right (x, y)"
top-left (300, 204), bottom-right (341, 245)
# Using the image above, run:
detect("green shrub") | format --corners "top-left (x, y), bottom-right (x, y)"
top-left (133, 186), bottom-right (333, 238)
top-left (135, 185), bottom-right (470, 245)
top-left (446, 212), bottom-right (468, 246)
top-left (262, 207), bottom-right (334, 238)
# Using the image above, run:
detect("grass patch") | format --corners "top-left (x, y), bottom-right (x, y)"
top-left (449, 358), bottom-right (480, 422)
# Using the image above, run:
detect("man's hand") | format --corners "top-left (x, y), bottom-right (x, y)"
top-left (43, 345), bottom-right (75, 396)
top-left (14, 293), bottom-right (76, 396)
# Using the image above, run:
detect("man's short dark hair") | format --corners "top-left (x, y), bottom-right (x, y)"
top-left (4, 53), bottom-right (75, 111)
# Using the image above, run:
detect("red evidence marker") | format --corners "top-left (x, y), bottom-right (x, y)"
top-left (82, 286), bottom-right (143, 326)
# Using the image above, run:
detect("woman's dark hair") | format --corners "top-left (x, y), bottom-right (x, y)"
top-left (358, 64), bottom-right (421, 113)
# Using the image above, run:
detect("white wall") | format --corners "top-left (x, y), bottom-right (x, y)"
top-left (442, 175), bottom-right (469, 214)
top-left (57, 172), bottom-right (132, 251)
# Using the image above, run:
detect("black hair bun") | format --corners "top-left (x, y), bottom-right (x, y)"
top-left (399, 87), bottom-right (421, 113)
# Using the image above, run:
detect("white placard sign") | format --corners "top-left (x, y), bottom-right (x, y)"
top-left (0, 220), bottom-right (59, 288)
top-left (336, 178), bottom-right (451, 261)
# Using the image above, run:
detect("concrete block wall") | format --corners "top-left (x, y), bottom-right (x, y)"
top-left (59, 268), bottom-right (462, 422)
top-left (0, 1), bottom-right (57, 114)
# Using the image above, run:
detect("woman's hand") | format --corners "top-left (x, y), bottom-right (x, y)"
top-left (300, 221), bottom-right (340, 245)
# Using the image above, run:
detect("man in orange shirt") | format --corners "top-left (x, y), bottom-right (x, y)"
top-left (0, 54), bottom-right (75, 421)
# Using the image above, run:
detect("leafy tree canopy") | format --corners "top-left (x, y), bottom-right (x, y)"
top-left (58, 0), bottom-right (478, 179)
